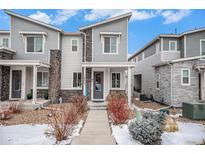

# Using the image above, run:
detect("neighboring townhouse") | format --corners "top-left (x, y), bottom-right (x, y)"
top-left (129, 28), bottom-right (205, 107)
top-left (0, 10), bottom-right (135, 105)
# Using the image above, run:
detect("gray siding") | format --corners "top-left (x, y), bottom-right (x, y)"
top-left (92, 18), bottom-right (128, 62)
top-left (186, 31), bottom-right (205, 57)
top-left (144, 42), bottom-right (156, 58)
top-left (11, 16), bottom-right (59, 63)
top-left (163, 37), bottom-right (180, 51)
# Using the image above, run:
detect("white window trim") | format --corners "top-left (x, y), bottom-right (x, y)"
top-left (111, 72), bottom-right (121, 89)
top-left (71, 39), bottom-right (78, 52)
top-left (156, 73), bottom-right (160, 90)
top-left (72, 71), bottom-right (82, 89)
top-left (37, 71), bottom-right (49, 89)
top-left (181, 69), bottom-right (191, 86)
top-left (24, 35), bottom-right (45, 54)
top-left (102, 36), bottom-right (119, 54)
top-left (0, 37), bottom-right (9, 48)
top-left (200, 39), bottom-right (205, 56)
top-left (169, 40), bottom-right (177, 51)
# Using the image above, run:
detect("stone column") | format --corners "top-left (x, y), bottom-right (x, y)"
top-left (48, 49), bottom-right (61, 103)
top-left (127, 67), bottom-right (131, 105)
top-left (32, 65), bottom-right (37, 104)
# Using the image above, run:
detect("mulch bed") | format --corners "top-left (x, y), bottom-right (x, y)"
top-left (133, 98), bottom-right (205, 125)
top-left (0, 103), bottom-right (88, 126)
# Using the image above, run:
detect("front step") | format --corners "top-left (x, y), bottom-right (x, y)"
top-left (89, 106), bottom-right (107, 110)
top-left (88, 101), bottom-right (107, 110)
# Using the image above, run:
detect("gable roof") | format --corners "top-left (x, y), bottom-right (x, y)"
top-left (129, 27), bottom-right (205, 61)
top-left (4, 9), bottom-right (63, 32)
top-left (79, 12), bottom-right (132, 30)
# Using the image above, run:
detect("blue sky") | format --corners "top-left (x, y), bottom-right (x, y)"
top-left (0, 9), bottom-right (205, 56)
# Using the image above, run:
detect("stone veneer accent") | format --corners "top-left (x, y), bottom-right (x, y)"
top-left (48, 49), bottom-right (61, 103)
top-left (82, 28), bottom-right (92, 62)
top-left (85, 68), bottom-right (92, 100)
top-left (0, 51), bottom-right (14, 101)
top-left (154, 59), bottom-right (200, 107)
top-left (37, 89), bottom-right (48, 98)
top-left (60, 90), bottom-right (83, 103)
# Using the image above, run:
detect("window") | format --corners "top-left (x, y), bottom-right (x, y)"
top-left (37, 72), bottom-right (49, 87)
top-left (181, 69), bottom-right (190, 86)
top-left (169, 41), bottom-right (177, 51)
top-left (112, 73), bottom-right (120, 88)
top-left (26, 35), bottom-right (43, 53)
top-left (0, 37), bottom-right (9, 47)
top-left (156, 73), bottom-right (160, 90)
top-left (72, 40), bottom-right (78, 51)
top-left (200, 39), bottom-right (205, 55)
top-left (73, 72), bottom-right (82, 88)
top-left (104, 36), bottom-right (117, 53)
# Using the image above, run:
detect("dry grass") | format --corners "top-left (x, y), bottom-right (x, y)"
top-left (0, 103), bottom-right (88, 126)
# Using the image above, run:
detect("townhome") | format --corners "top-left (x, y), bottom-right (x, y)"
top-left (0, 10), bottom-right (135, 105)
top-left (129, 28), bottom-right (205, 106)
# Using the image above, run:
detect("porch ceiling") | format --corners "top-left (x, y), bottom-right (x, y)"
top-left (82, 62), bottom-right (136, 68)
top-left (0, 60), bottom-right (50, 68)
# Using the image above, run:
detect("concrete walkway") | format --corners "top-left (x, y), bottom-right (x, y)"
top-left (71, 110), bottom-right (116, 145)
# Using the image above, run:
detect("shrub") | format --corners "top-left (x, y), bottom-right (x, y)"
top-left (128, 111), bottom-right (166, 145)
top-left (71, 95), bottom-right (87, 115)
top-left (45, 104), bottom-right (79, 143)
top-left (44, 91), bottom-right (48, 100)
top-left (107, 98), bottom-right (131, 125)
top-left (27, 92), bottom-right (32, 99)
top-left (0, 110), bottom-right (13, 120)
top-left (8, 102), bottom-right (21, 114)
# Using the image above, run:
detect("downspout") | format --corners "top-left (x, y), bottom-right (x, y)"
top-left (167, 62), bottom-right (173, 105)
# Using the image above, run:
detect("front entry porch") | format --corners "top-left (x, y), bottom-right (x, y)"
top-left (0, 60), bottom-right (50, 104)
top-left (82, 62), bottom-right (135, 105)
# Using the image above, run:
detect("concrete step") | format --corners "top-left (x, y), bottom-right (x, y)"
top-left (89, 106), bottom-right (107, 110)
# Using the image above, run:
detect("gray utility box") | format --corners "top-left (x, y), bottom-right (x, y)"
top-left (182, 102), bottom-right (205, 120)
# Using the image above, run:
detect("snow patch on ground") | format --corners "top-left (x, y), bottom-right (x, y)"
top-left (0, 120), bottom-right (84, 145)
top-left (111, 121), bottom-right (205, 145)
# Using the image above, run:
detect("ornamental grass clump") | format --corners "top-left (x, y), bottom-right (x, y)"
top-left (128, 111), bottom-right (167, 145)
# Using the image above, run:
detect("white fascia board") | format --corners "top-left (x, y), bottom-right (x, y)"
top-left (82, 62), bottom-right (136, 68)
top-left (171, 55), bottom-right (205, 63)
top-left (0, 47), bottom-right (16, 53)
top-left (100, 32), bottom-right (122, 35)
top-left (19, 31), bottom-right (47, 36)
top-left (0, 60), bottom-right (50, 68)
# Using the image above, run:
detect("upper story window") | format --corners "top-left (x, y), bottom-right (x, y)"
top-left (26, 35), bottom-right (43, 53)
top-left (169, 41), bottom-right (177, 51)
top-left (200, 39), bottom-right (205, 56)
top-left (104, 36), bottom-right (117, 54)
top-left (0, 37), bottom-right (9, 48)
top-left (72, 39), bottom-right (78, 52)
top-left (181, 69), bottom-right (190, 86)
top-left (112, 73), bottom-right (120, 88)
top-left (37, 72), bottom-right (49, 88)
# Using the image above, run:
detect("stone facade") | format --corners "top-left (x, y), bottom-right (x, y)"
top-left (172, 60), bottom-right (199, 106)
top-left (60, 90), bottom-right (83, 103)
top-left (86, 68), bottom-right (92, 100)
top-left (155, 65), bottom-right (172, 105)
top-left (82, 28), bottom-right (92, 62)
top-left (48, 49), bottom-right (61, 103)
top-left (155, 59), bottom-right (200, 107)
top-left (0, 51), bottom-right (14, 101)
top-left (37, 89), bottom-right (48, 99)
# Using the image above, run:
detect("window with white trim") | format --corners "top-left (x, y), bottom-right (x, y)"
top-left (156, 73), bottom-right (160, 90)
top-left (71, 39), bottom-right (78, 51)
top-left (73, 72), bottom-right (82, 88)
top-left (26, 35), bottom-right (43, 53)
top-left (181, 69), bottom-right (190, 86)
top-left (200, 40), bottom-right (205, 55)
top-left (169, 41), bottom-right (177, 51)
top-left (112, 73), bottom-right (120, 88)
top-left (0, 37), bottom-right (9, 47)
top-left (104, 36), bottom-right (117, 53)
top-left (37, 72), bottom-right (49, 87)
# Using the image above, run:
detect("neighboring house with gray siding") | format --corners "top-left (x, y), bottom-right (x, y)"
top-left (129, 28), bottom-right (205, 106)
top-left (0, 10), bottom-right (135, 105)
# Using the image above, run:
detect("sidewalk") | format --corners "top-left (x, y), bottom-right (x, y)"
top-left (71, 110), bottom-right (116, 145)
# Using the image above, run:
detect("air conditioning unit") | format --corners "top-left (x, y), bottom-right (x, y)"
top-left (182, 102), bottom-right (205, 120)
